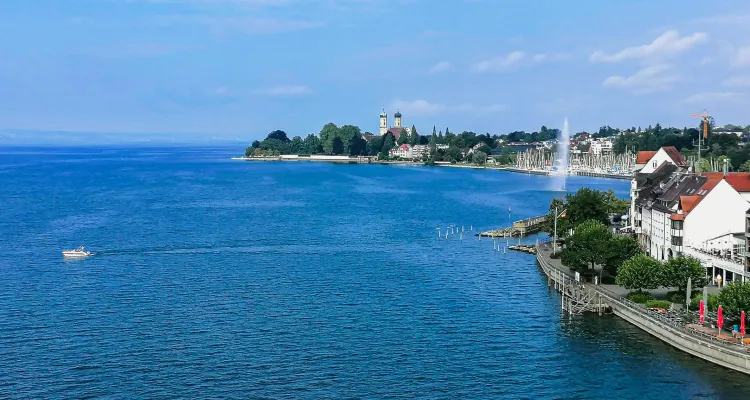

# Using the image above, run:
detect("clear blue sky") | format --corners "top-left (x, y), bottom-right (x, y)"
top-left (1, 0), bottom-right (749, 143)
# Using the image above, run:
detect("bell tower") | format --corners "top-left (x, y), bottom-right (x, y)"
top-left (394, 110), bottom-right (402, 129)
top-left (379, 109), bottom-right (388, 135)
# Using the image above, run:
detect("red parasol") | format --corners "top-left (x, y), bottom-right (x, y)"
top-left (718, 306), bottom-right (724, 331)
top-left (742, 311), bottom-right (746, 337)
top-left (699, 300), bottom-right (705, 324)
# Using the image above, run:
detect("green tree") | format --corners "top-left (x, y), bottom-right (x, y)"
top-left (616, 255), bottom-right (663, 292)
top-left (410, 125), bottom-right (419, 145)
top-left (472, 151), bottom-right (488, 165)
top-left (717, 282), bottom-right (750, 324)
top-left (602, 189), bottom-right (630, 215)
top-left (565, 188), bottom-right (609, 226)
top-left (603, 235), bottom-right (642, 276)
top-left (397, 129), bottom-right (409, 145)
top-left (739, 160), bottom-right (750, 172)
top-left (338, 125), bottom-right (362, 154)
top-left (320, 123), bottom-right (340, 154)
top-left (447, 145), bottom-right (462, 162)
top-left (266, 130), bottom-right (290, 142)
top-left (380, 133), bottom-right (395, 159)
top-left (348, 134), bottom-right (367, 156)
top-left (251, 140), bottom-right (260, 148)
top-left (367, 136), bottom-right (383, 156)
top-left (663, 256), bottom-right (707, 292)
top-left (543, 198), bottom-right (570, 239)
top-left (303, 134), bottom-right (322, 154)
top-left (331, 137), bottom-right (345, 155)
top-left (290, 136), bottom-right (304, 153)
top-left (244, 147), bottom-right (254, 157)
top-left (560, 220), bottom-right (611, 273)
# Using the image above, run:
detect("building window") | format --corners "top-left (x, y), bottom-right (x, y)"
top-left (671, 220), bottom-right (683, 230)
top-left (671, 236), bottom-right (683, 246)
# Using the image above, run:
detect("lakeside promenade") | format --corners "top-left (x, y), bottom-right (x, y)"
top-left (535, 240), bottom-right (750, 375)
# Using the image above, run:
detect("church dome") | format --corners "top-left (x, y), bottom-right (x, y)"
top-left (394, 111), bottom-right (402, 118)
top-left (380, 110), bottom-right (387, 117)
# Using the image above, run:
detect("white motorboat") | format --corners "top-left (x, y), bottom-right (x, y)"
top-left (62, 246), bottom-right (92, 258)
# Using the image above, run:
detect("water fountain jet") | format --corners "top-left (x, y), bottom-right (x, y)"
top-left (550, 118), bottom-right (570, 192)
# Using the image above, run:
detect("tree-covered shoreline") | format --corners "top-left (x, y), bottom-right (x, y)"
top-left (246, 120), bottom-right (750, 169)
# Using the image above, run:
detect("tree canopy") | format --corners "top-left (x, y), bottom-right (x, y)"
top-left (616, 255), bottom-right (664, 292)
top-left (662, 256), bottom-right (707, 293)
top-left (560, 220), bottom-right (611, 272)
top-left (717, 282), bottom-right (750, 324)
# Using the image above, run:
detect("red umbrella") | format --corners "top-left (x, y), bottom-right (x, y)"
top-left (718, 306), bottom-right (724, 331)
top-left (742, 311), bottom-right (746, 337)
top-left (699, 300), bottom-right (705, 324)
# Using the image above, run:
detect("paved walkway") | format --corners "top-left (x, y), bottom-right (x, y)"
top-left (536, 242), bottom-right (720, 299)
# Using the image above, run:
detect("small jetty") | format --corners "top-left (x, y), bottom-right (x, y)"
top-left (508, 244), bottom-right (536, 254)
top-left (477, 215), bottom-right (547, 238)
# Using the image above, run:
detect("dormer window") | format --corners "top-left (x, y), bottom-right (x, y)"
top-left (652, 161), bottom-right (657, 168)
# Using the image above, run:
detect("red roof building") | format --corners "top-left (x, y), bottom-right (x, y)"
top-left (636, 151), bottom-right (657, 165)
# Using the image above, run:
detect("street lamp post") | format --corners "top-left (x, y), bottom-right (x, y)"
top-left (553, 207), bottom-right (566, 254)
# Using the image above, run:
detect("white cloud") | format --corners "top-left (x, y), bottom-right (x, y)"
top-left (602, 64), bottom-right (678, 93)
top-left (723, 75), bottom-right (750, 87)
top-left (472, 51), bottom-right (562, 73)
top-left (389, 99), bottom-right (505, 116)
top-left (682, 92), bottom-right (745, 104)
top-left (590, 31), bottom-right (708, 63)
top-left (257, 85), bottom-right (312, 96)
top-left (472, 51), bottom-right (525, 72)
top-left (428, 61), bottom-right (451, 73)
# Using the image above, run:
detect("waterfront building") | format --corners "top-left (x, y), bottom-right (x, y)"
top-left (412, 144), bottom-right (429, 160)
top-left (631, 147), bottom-right (750, 283)
top-left (389, 144), bottom-right (413, 159)
top-left (630, 146), bottom-right (690, 231)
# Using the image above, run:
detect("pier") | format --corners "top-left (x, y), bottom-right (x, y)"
top-left (478, 215), bottom-right (547, 238)
top-left (535, 239), bottom-right (750, 375)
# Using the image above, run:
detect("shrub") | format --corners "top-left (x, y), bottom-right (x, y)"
top-left (690, 293), bottom-right (719, 312)
top-left (645, 300), bottom-right (671, 309)
top-left (667, 291), bottom-right (686, 304)
top-left (601, 275), bottom-right (616, 285)
top-left (550, 251), bottom-right (562, 259)
top-left (627, 292), bottom-right (655, 304)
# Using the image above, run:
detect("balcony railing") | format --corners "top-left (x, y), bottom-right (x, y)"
top-left (682, 247), bottom-right (745, 276)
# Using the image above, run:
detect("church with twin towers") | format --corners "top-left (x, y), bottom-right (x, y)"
top-left (379, 109), bottom-right (413, 141)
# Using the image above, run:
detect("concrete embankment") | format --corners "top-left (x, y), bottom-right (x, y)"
top-left (535, 242), bottom-right (750, 376)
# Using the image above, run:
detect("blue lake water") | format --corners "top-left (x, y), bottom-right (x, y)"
top-left (2, 146), bottom-right (750, 399)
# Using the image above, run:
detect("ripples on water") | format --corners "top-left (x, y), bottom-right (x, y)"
top-left (1, 146), bottom-right (749, 399)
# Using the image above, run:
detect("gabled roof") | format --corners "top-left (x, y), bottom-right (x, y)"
top-left (636, 151), bottom-right (657, 164)
top-left (387, 127), bottom-right (405, 139)
top-left (680, 195), bottom-right (701, 213)
top-left (724, 173), bottom-right (750, 192)
top-left (662, 146), bottom-right (688, 166)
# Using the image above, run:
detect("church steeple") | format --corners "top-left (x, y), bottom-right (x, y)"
top-left (394, 110), bottom-right (402, 129)
top-left (379, 108), bottom-right (388, 135)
